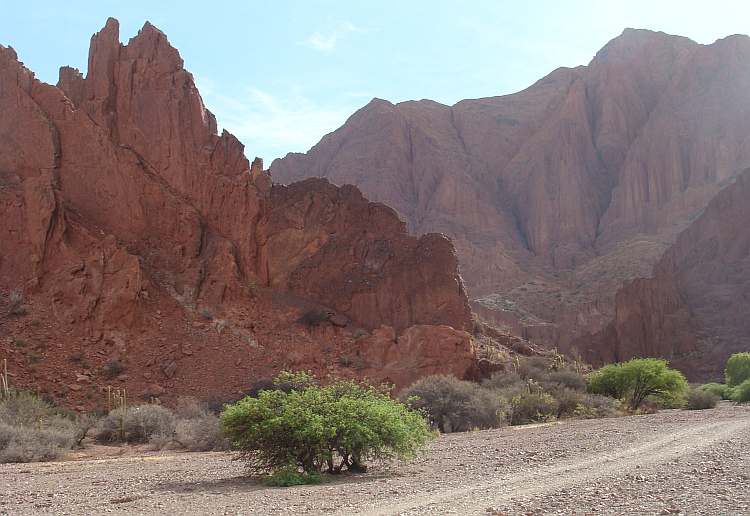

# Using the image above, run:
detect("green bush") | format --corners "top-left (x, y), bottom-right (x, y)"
top-left (729, 379), bottom-right (750, 403)
top-left (697, 382), bottom-right (730, 400)
top-left (725, 352), bottom-right (750, 388)
top-left (399, 375), bottom-right (504, 432)
top-left (263, 466), bottom-right (323, 487)
top-left (221, 371), bottom-right (431, 478)
top-left (684, 388), bottom-right (720, 410)
top-left (508, 390), bottom-right (559, 425)
top-left (587, 358), bottom-right (688, 411)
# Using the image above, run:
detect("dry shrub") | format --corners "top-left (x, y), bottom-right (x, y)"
top-left (684, 388), bottom-right (720, 410)
top-left (297, 309), bottom-right (329, 327)
top-left (0, 424), bottom-right (73, 463)
top-left (98, 404), bottom-right (176, 446)
top-left (173, 398), bottom-right (228, 451)
top-left (400, 375), bottom-right (504, 432)
top-left (0, 392), bottom-right (75, 463)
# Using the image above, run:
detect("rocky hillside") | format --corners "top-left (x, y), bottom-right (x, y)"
top-left (0, 19), bottom-right (479, 407)
top-left (574, 167), bottom-right (750, 379)
top-left (271, 29), bottom-right (750, 380)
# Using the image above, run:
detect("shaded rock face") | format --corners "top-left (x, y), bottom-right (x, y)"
top-left (0, 19), bottom-right (474, 405)
top-left (270, 29), bottom-right (750, 364)
top-left (265, 178), bottom-right (471, 334)
top-left (354, 325), bottom-right (476, 390)
top-left (575, 168), bottom-right (750, 381)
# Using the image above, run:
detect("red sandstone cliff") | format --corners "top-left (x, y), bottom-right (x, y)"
top-left (270, 29), bottom-right (750, 364)
top-left (0, 19), bottom-right (474, 406)
top-left (574, 168), bottom-right (750, 381)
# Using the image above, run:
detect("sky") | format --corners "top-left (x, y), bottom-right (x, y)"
top-left (1, 1), bottom-right (749, 164)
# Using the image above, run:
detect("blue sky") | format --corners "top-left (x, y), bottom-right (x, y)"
top-left (1, 1), bottom-right (748, 164)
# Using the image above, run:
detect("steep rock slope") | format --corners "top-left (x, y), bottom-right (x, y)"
top-left (575, 168), bottom-right (750, 381)
top-left (0, 19), bottom-right (473, 405)
top-left (271, 29), bottom-right (750, 357)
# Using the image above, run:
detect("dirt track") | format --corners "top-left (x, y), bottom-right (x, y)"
top-left (2, 402), bottom-right (749, 515)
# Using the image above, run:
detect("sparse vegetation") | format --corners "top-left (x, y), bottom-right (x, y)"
top-left (401, 356), bottom-right (618, 431)
top-left (106, 360), bottom-right (127, 379)
top-left (8, 291), bottom-right (29, 316)
top-left (296, 309), bottom-right (329, 327)
top-left (0, 391), bottom-right (75, 463)
top-left (221, 371), bottom-right (431, 482)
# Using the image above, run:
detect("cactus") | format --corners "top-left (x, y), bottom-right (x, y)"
top-left (1, 359), bottom-right (9, 401)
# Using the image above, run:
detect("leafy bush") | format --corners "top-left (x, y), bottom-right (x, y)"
top-left (684, 388), bottom-right (720, 410)
top-left (587, 358), bottom-right (688, 410)
top-left (399, 375), bottom-right (504, 432)
top-left (725, 352), bottom-right (750, 388)
top-left (697, 382), bottom-right (730, 400)
top-left (729, 379), bottom-right (750, 403)
top-left (98, 404), bottom-right (176, 446)
top-left (221, 372), bottom-right (431, 478)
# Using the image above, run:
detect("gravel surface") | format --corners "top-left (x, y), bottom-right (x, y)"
top-left (1, 401), bottom-right (748, 515)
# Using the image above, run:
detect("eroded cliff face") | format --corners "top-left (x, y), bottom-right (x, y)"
top-left (576, 168), bottom-right (750, 381)
top-left (270, 29), bottom-right (750, 362)
top-left (0, 19), bottom-right (475, 406)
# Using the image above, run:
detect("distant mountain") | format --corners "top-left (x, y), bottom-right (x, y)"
top-left (271, 29), bottom-right (750, 380)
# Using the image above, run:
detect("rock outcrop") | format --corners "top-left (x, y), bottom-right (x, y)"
top-left (575, 168), bottom-right (750, 381)
top-left (0, 19), bottom-right (475, 406)
top-left (270, 29), bottom-right (750, 366)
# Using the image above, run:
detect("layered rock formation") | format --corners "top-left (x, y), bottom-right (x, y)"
top-left (0, 19), bottom-right (474, 405)
top-left (575, 168), bottom-right (750, 381)
top-left (271, 29), bottom-right (750, 369)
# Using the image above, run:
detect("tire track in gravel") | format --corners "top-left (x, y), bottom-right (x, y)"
top-left (342, 418), bottom-right (750, 516)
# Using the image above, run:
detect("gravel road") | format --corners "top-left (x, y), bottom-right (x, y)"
top-left (1, 401), bottom-right (748, 515)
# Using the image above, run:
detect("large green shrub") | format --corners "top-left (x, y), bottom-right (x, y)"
top-left (587, 358), bottom-right (688, 410)
top-left (725, 352), bottom-right (750, 388)
top-left (220, 372), bottom-right (431, 478)
top-left (697, 382), bottom-right (730, 400)
top-left (729, 379), bottom-right (750, 403)
top-left (399, 375), bottom-right (504, 432)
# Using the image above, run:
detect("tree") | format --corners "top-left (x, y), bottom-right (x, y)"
top-left (220, 372), bottom-right (431, 481)
top-left (725, 352), bottom-right (750, 388)
top-left (587, 358), bottom-right (688, 410)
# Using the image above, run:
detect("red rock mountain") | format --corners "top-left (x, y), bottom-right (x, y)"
top-left (271, 29), bottom-right (750, 380)
top-left (574, 168), bottom-right (750, 380)
top-left (0, 19), bottom-right (475, 405)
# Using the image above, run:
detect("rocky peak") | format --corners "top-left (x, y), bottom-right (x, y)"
top-left (0, 20), bottom-right (476, 405)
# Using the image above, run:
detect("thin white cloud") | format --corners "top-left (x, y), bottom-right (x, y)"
top-left (306, 21), bottom-right (362, 51)
top-left (198, 83), bottom-right (359, 163)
